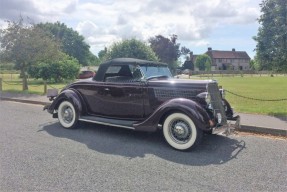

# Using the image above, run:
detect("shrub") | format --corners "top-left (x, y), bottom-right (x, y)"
top-left (28, 53), bottom-right (80, 82)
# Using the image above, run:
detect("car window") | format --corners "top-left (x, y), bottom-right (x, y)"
top-left (106, 66), bottom-right (121, 73)
top-left (105, 65), bottom-right (134, 82)
top-left (140, 65), bottom-right (172, 78)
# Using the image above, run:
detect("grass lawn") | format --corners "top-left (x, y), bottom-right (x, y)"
top-left (0, 73), bottom-right (69, 95)
top-left (188, 75), bottom-right (287, 116)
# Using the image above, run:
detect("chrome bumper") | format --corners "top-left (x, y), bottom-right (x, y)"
top-left (43, 103), bottom-right (53, 114)
top-left (212, 115), bottom-right (241, 135)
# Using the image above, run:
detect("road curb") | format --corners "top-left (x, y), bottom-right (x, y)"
top-left (0, 97), bottom-right (49, 106)
top-left (237, 125), bottom-right (287, 137)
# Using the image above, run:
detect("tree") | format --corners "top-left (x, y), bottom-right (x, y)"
top-left (249, 58), bottom-right (260, 71)
top-left (254, 0), bottom-right (287, 72)
top-left (97, 47), bottom-right (108, 63)
top-left (105, 39), bottom-right (158, 61)
top-left (37, 22), bottom-right (96, 66)
top-left (0, 17), bottom-right (60, 90)
top-left (195, 54), bottom-right (212, 71)
top-left (87, 51), bottom-right (100, 66)
top-left (182, 60), bottom-right (194, 70)
top-left (180, 47), bottom-right (191, 56)
top-left (148, 35), bottom-right (180, 70)
top-left (28, 52), bottom-right (80, 82)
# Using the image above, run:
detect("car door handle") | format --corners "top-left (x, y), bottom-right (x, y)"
top-left (104, 88), bottom-right (110, 91)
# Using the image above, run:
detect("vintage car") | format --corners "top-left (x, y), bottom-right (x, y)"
top-left (44, 58), bottom-right (240, 151)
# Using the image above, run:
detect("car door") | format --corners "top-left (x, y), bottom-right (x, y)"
top-left (94, 81), bottom-right (144, 119)
top-left (80, 64), bottom-right (145, 120)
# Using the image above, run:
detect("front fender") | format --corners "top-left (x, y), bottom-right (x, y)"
top-left (47, 89), bottom-right (85, 117)
top-left (134, 98), bottom-right (211, 132)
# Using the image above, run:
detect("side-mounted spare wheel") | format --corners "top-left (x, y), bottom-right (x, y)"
top-left (58, 100), bottom-right (79, 129)
top-left (163, 113), bottom-right (202, 151)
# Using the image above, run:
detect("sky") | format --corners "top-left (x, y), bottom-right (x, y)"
top-left (0, 0), bottom-right (262, 60)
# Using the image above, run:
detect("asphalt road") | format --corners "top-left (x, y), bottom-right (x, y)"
top-left (0, 101), bottom-right (286, 192)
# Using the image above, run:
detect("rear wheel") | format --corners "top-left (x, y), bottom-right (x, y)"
top-left (58, 101), bottom-right (78, 129)
top-left (163, 113), bottom-right (202, 151)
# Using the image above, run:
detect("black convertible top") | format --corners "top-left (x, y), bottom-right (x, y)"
top-left (94, 58), bottom-right (167, 81)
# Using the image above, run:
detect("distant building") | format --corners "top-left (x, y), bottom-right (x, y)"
top-left (205, 47), bottom-right (250, 70)
top-left (187, 47), bottom-right (250, 71)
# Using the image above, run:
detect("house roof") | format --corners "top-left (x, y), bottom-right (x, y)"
top-left (206, 50), bottom-right (250, 59)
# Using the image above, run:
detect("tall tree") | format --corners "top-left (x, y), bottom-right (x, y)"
top-left (180, 46), bottom-right (191, 56)
top-left (254, 0), bottom-right (287, 72)
top-left (148, 35), bottom-right (180, 70)
top-left (0, 17), bottom-right (60, 90)
top-left (98, 47), bottom-right (108, 63)
top-left (37, 22), bottom-right (95, 66)
top-left (195, 54), bottom-right (211, 71)
top-left (105, 39), bottom-right (158, 61)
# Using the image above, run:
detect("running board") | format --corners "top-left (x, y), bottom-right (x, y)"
top-left (79, 116), bottom-right (137, 130)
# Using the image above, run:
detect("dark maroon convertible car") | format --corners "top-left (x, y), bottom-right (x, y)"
top-left (45, 58), bottom-right (240, 151)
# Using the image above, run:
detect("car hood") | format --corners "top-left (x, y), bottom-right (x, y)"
top-left (147, 78), bottom-right (215, 90)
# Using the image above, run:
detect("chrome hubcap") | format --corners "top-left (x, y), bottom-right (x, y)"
top-left (174, 125), bottom-right (185, 135)
top-left (169, 120), bottom-right (191, 144)
top-left (62, 106), bottom-right (73, 124)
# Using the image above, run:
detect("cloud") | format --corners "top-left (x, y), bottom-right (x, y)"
top-left (76, 21), bottom-right (101, 37)
top-left (192, 0), bottom-right (236, 18)
top-left (0, 0), bottom-right (40, 21)
top-left (64, 0), bottom-right (78, 14)
top-left (0, 0), bottom-right (79, 23)
top-left (117, 15), bottom-right (128, 26)
top-left (0, 0), bottom-right (261, 56)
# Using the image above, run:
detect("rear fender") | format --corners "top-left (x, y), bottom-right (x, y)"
top-left (134, 98), bottom-right (211, 132)
top-left (47, 89), bottom-right (85, 117)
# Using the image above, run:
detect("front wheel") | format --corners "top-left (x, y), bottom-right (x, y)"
top-left (58, 100), bottom-right (78, 129)
top-left (163, 113), bottom-right (202, 151)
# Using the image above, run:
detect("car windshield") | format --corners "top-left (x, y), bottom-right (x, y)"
top-left (140, 65), bottom-right (172, 79)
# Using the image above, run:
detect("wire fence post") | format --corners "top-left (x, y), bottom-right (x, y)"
top-left (0, 78), bottom-right (2, 91)
top-left (44, 81), bottom-right (47, 95)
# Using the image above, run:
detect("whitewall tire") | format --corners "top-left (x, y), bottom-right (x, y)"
top-left (163, 113), bottom-right (202, 151)
top-left (58, 101), bottom-right (78, 129)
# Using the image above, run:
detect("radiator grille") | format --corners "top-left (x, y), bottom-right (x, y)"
top-left (207, 83), bottom-right (227, 125)
top-left (154, 88), bottom-right (197, 100)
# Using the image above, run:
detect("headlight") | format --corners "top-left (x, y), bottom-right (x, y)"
top-left (205, 93), bottom-right (213, 109)
top-left (217, 113), bottom-right (222, 124)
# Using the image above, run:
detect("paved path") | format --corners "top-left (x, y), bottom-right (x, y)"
top-left (238, 113), bottom-right (286, 136)
top-left (1, 91), bottom-right (286, 137)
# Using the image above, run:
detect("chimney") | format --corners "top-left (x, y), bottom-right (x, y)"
top-left (208, 47), bottom-right (212, 51)
top-left (232, 48), bottom-right (235, 51)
